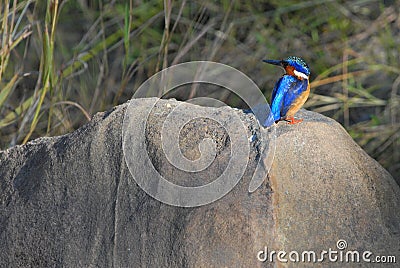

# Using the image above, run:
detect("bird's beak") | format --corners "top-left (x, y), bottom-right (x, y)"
top-left (262, 59), bottom-right (283, 66)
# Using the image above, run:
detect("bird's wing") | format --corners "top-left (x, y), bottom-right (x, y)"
top-left (270, 75), bottom-right (297, 121)
top-left (271, 79), bottom-right (279, 104)
top-left (281, 78), bottom-right (309, 116)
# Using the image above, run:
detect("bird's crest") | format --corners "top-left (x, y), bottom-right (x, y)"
top-left (284, 56), bottom-right (310, 79)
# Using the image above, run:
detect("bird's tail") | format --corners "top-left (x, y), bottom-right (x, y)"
top-left (244, 103), bottom-right (275, 128)
top-left (262, 111), bottom-right (275, 127)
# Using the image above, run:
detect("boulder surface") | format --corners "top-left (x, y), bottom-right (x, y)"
top-left (0, 98), bottom-right (399, 267)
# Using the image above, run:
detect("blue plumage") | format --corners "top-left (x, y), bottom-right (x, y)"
top-left (271, 75), bottom-right (309, 121)
top-left (262, 56), bottom-right (311, 126)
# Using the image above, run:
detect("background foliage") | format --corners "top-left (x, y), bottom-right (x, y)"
top-left (1, 0), bottom-right (399, 179)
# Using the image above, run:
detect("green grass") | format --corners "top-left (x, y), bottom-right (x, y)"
top-left (0, 0), bottom-right (399, 179)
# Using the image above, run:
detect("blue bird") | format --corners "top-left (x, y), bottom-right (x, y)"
top-left (263, 56), bottom-right (310, 126)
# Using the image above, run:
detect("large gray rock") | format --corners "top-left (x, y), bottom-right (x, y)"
top-left (0, 98), bottom-right (399, 267)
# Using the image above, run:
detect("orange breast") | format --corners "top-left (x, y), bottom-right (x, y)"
top-left (285, 83), bottom-right (310, 117)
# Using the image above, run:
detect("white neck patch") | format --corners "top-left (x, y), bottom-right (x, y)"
top-left (294, 69), bottom-right (309, 80)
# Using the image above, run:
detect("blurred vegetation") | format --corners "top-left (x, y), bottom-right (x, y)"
top-left (0, 0), bottom-right (399, 180)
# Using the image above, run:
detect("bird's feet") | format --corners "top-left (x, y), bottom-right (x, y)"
top-left (284, 117), bottom-right (303, 124)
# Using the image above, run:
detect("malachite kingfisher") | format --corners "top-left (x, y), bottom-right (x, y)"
top-left (262, 56), bottom-right (310, 126)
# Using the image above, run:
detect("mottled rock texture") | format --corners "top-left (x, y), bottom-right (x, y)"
top-left (0, 98), bottom-right (399, 267)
